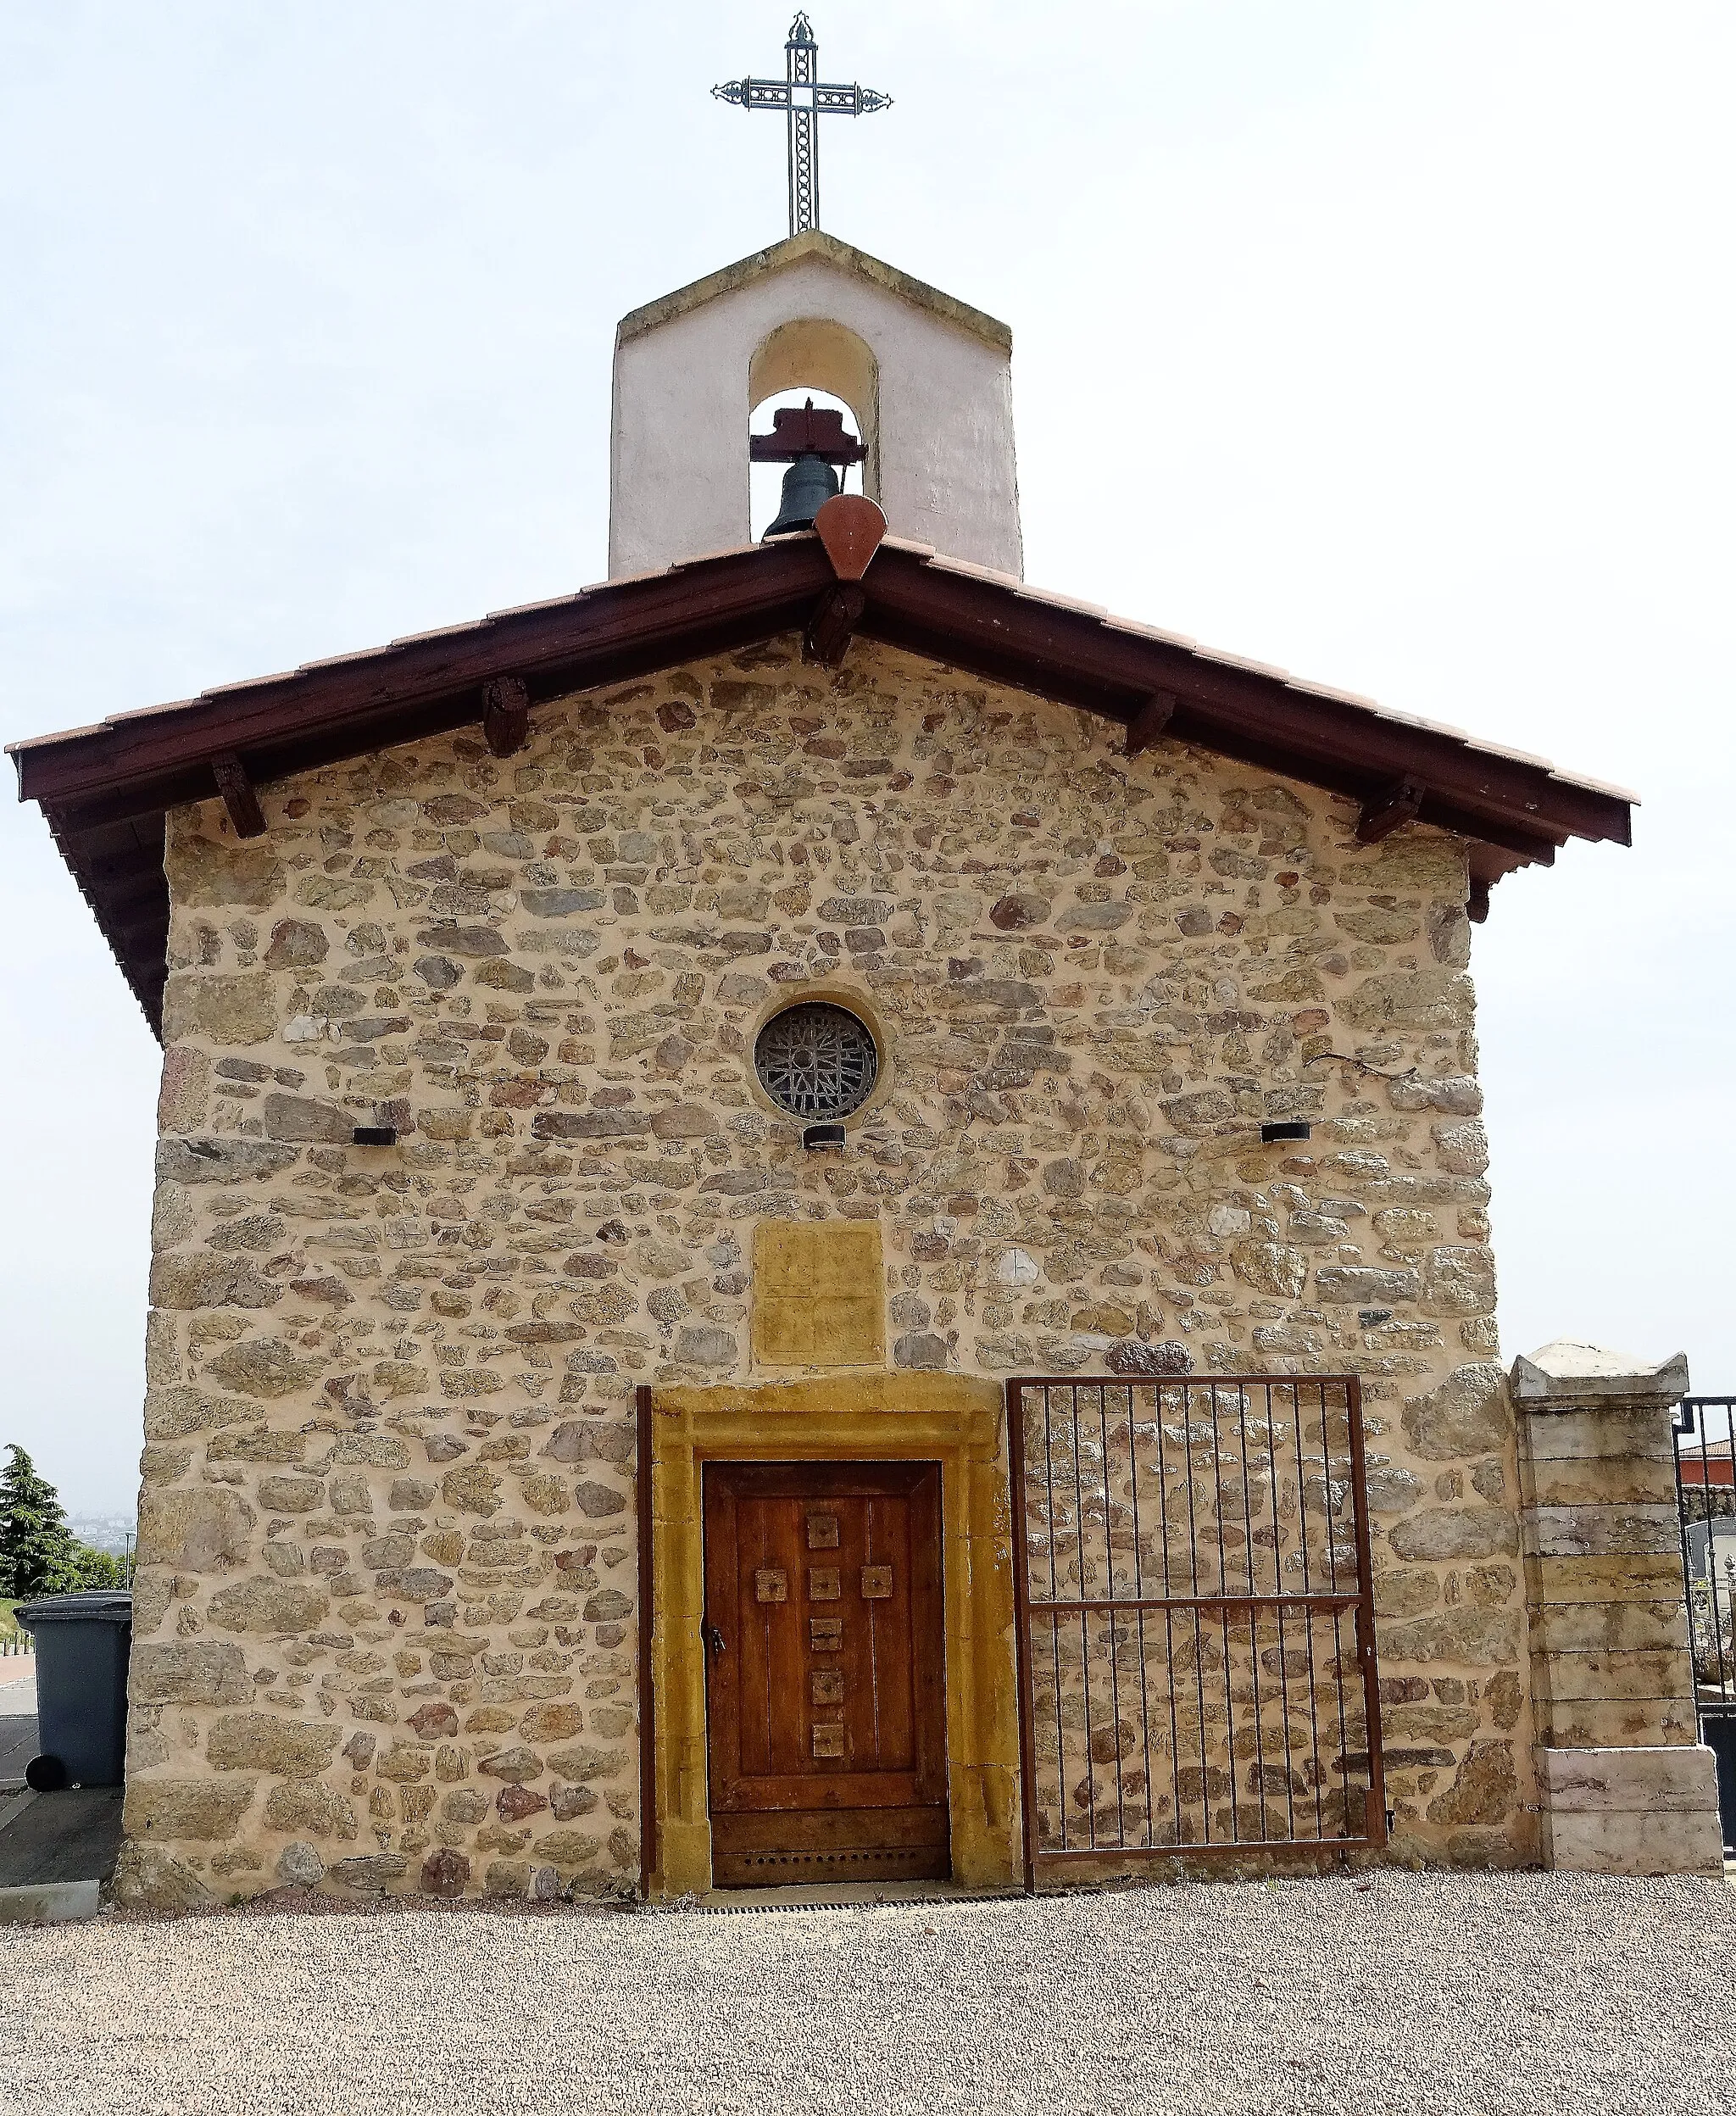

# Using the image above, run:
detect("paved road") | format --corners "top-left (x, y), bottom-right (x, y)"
top-left (0, 1869), bottom-right (1730, 2113)
top-left (0, 1789), bottom-right (122, 1887)
top-left (0, 1671), bottom-right (36, 1790)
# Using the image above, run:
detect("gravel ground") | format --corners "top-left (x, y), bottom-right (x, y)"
top-left (0, 1870), bottom-right (1729, 2115)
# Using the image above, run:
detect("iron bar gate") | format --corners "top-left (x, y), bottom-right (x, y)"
top-left (1673, 1395), bottom-right (1736, 1851)
top-left (1007, 1374), bottom-right (1387, 1886)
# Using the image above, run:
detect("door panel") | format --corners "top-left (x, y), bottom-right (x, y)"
top-left (703, 1461), bottom-right (949, 1885)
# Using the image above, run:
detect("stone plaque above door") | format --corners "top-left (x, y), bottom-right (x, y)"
top-left (751, 1221), bottom-right (885, 1371)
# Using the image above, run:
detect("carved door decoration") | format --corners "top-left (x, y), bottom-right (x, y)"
top-left (702, 1461), bottom-right (949, 1886)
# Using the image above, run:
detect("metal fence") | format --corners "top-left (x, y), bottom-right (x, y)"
top-left (1007, 1374), bottom-right (1387, 1886)
top-left (1674, 1395), bottom-right (1736, 1850)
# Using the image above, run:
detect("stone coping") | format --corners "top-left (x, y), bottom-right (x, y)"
top-left (1511, 1341), bottom-right (1689, 1412)
top-left (615, 230), bottom-right (1013, 353)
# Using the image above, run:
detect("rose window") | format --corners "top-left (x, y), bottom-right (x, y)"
top-left (754, 1002), bottom-right (879, 1121)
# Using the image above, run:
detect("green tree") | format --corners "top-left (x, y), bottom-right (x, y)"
top-left (0, 1446), bottom-right (81, 1599)
top-left (62, 1545), bottom-right (125, 1590)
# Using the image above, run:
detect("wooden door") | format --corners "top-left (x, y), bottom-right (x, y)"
top-left (703, 1461), bottom-right (949, 1886)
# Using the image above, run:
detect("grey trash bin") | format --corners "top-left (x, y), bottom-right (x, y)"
top-left (15, 1591), bottom-right (131, 1790)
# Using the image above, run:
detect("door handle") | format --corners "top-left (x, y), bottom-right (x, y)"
top-left (705, 1624), bottom-right (726, 1659)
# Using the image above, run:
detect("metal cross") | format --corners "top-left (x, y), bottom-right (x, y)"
top-left (713, 14), bottom-right (892, 237)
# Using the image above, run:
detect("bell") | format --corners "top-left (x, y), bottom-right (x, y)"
top-left (763, 453), bottom-right (841, 538)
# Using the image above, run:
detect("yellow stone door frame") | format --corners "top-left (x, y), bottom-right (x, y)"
top-left (642, 1373), bottom-right (1022, 1897)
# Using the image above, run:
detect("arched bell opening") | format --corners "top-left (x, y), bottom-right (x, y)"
top-left (748, 318), bottom-right (879, 541)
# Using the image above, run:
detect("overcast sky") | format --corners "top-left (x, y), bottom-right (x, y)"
top-left (3, 2), bottom-right (1731, 1513)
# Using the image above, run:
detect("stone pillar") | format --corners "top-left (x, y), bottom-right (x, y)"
top-left (1514, 1339), bottom-right (1722, 1874)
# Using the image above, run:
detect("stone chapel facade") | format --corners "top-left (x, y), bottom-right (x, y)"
top-left (12, 231), bottom-right (1716, 1905)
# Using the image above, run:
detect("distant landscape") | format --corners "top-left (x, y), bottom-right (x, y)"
top-left (65, 1515), bottom-right (135, 1558)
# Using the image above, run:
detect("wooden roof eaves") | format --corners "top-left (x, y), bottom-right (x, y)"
top-left (903, 543), bottom-right (1639, 817)
top-left (11, 532), bottom-right (1637, 1044)
top-left (45, 810), bottom-right (164, 1032)
top-left (858, 548), bottom-right (1633, 856)
top-left (12, 538), bottom-right (836, 825)
top-left (10, 536), bottom-right (1633, 852)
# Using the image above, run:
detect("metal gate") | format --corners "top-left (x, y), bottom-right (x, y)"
top-left (1673, 1395), bottom-right (1736, 1852)
top-left (1007, 1373), bottom-right (1388, 1885)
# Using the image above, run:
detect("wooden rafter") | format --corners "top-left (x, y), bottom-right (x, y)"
top-left (1124, 692), bottom-right (1177, 756)
top-left (1355, 775), bottom-right (1426, 845)
top-left (482, 675), bottom-right (531, 759)
top-left (804, 583), bottom-right (866, 669)
top-left (211, 753), bottom-right (265, 838)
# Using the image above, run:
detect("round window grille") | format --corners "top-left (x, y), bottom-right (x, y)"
top-left (754, 1002), bottom-right (879, 1122)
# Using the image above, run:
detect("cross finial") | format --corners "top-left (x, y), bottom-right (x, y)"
top-left (713, 14), bottom-right (892, 237)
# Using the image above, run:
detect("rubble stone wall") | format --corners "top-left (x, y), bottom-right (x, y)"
top-left (120, 633), bottom-right (1533, 1906)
